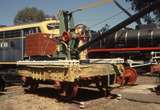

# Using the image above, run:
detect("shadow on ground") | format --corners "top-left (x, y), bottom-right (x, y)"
top-left (25, 87), bottom-right (106, 102)
top-left (0, 92), bottom-right (5, 96)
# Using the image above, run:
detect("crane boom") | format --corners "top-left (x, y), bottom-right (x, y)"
top-left (78, 0), bottom-right (113, 10)
top-left (113, 0), bottom-right (141, 25)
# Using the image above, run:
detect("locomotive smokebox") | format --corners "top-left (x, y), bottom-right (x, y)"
top-left (25, 33), bottom-right (57, 57)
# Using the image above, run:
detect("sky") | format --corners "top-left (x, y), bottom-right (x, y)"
top-left (0, 0), bottom-right (136, 31)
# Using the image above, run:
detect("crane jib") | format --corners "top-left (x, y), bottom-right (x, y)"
top-left (77, 1), bottom-right (160, 53)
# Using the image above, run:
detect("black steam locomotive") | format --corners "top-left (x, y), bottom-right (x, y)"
top-left (88, 24), bottom-right (160, 61)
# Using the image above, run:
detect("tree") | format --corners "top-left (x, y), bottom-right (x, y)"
top-left (126, 0), bottom-right (160, 24)
top-left (14, 7), bottom-right (46, 25)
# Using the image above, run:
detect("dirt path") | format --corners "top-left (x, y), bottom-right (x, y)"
top-left (0, 75), bottom-right (159, 110)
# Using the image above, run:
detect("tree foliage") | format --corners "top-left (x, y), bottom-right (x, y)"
top-left (126, 0), bottom-right (160, 24)
top-left (14, 7), bottom-right (46, 25)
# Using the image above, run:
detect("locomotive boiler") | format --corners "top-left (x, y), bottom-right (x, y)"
top-left (88, 25), bottom-right (160, 61)
top-left (103, 27), bottom-right (160, 48)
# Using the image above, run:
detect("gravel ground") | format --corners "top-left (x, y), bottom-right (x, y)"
top-left (0, 75), bottom-right (160, 110)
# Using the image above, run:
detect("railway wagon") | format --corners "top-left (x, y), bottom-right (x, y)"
top-left (0, 19), bottom-right (60, 91)
top-left (16, 10), bottom-right (124, 99)
top-left (17, 32), bottom-right (123, 99)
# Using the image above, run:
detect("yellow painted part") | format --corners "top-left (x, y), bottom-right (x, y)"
top-left (18, 63), bottom-right (119, 82)
top-left (0, 20), bottom-right (60, 36)
top-left (79, 40), bottom-right (87, 60)
top-left (18, 65), bottom-right (79, 82)
top-left (79, 0), bottom-right (112, 10)
top-left (79, 64), bottom-right (117, 77)
top-left (116, 64), bottom-right (125, 74)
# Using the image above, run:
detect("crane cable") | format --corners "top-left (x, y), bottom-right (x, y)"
top-left (73, 0), bottom-right (132, 28)
top-left (89, 7), bottom-right (132, 28)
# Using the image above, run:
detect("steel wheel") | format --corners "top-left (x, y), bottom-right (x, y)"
top-left (59, 82), bottom-right (79, 99)
top-left (27, 79), bottom-right (39, 91)
top-left (0, 77), bottom-right (5, 91)
top-left (29, 82), bottom-right (39, 91)
top-left (116, 67), bottom-right (137, 85)
top-left (96, 80), bottom-right (104, 92)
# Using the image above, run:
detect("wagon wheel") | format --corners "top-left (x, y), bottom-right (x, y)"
top-left (124, 67), bottom-right (137, 85)
top-left (21, 77), bottom-right (29, 87)
top-left (29, 82), bottom-right (39, 91)
top-left (116, 67), bottom-right (137, 85)
top-left (116, 74), bottom-right (125, 85)
top-left (96, 80), bottom-right (104, 92)
top-left (59, 82), bottom-right (79, 100)
top-left (27, 79), bottom-right (39, 91)
top-left (0, 76), bottom-right (5, 91)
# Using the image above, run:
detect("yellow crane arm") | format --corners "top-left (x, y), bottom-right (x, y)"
top-left (78, 0), bottom-right (113, 10)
